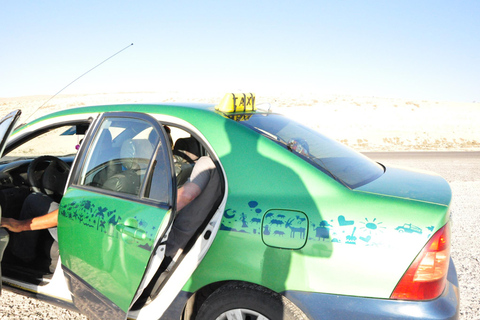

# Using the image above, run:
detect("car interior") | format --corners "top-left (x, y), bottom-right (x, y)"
top-left (0, 119), bottom-right (224, 302)
top-left (0, 122), bottom-right (85, 284)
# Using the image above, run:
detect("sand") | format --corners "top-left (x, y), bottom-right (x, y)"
top-left (1, 92), bottom-right (479, 152)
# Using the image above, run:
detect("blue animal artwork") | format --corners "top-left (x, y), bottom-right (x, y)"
top-left (286, 219), bottom-right (306, 239)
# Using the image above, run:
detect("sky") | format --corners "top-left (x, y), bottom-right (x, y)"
top-left (1, 1), bottom-right (479, 102)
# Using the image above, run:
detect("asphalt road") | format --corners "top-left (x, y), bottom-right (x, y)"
top-left (364, 151), bottom-right (480, 180)
top-left (364, 151), bottom-right (480, 320)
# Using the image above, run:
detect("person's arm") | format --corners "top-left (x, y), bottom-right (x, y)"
top-left (1, 209), bottom-right (59, 233)
top-left (175, 156), bottom-right (214, 211)
top-left (176, 182), bottom-right (201, 211)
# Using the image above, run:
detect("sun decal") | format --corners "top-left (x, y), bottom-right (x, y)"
top-left (360, 218), bottom-right (386, 235)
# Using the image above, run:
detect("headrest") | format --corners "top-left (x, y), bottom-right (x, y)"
top-left (97, 129), bottom-right (113, 148)
top-left (121, 139), bottom-right (154, 170)
top-left (173, 137), bottom-right (200, 161)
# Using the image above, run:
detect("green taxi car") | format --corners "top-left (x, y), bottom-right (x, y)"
top-left (0, 94), bottom-right (459, 319)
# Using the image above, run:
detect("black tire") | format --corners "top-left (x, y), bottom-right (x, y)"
top-left (195, 282), bottom-right (309, 320)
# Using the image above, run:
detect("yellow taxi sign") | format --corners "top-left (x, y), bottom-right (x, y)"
top-left (215, 93), bottom-right (256, 113)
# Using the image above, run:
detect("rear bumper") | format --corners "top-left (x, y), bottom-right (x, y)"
top-left (284, 259), bottom-right (460, 320)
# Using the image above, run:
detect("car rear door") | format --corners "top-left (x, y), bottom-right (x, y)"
top-left (58, 112), bottom-right (175, 320)
top-left (0, 110), bottom-right (22, 292)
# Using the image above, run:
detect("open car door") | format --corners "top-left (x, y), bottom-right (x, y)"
top-left (0, 110), bottom-right (22, 293)
top-left (58, 112), bottom-right (175, 319)
top-left (0, 110), bottom-right (22, 159)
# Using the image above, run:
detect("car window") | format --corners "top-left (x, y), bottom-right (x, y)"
top-left (6, 125), bottom-right (85, 159)
top-left (147, 125), bottom-right (202, 200)
top-left (239, 113), bottom-right (384, 189)
top-left (144, 149), bottom-right (170, 203)
top-left (78, 117), bottom-right (159, 196)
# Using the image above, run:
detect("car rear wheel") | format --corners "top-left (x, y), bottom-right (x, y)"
top-left (215, 309), bottom-right (268, 320)
top-left (195, 282), bottom-right (308, 320)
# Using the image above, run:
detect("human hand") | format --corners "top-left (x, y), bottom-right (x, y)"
top-left (1, 217), bottom-right (26, 233)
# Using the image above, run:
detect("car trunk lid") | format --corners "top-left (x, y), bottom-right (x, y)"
top-left (355, 165), bottom-right (451, 206)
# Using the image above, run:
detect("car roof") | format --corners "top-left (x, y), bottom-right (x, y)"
top-left (15, 102), bottom-right (224, 130)
top-left (38, 102), bottom-right (216, 119)
top-left (17, 93), bottom-right (264, 130)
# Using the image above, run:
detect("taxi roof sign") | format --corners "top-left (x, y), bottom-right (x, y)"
top-left (215, 93), bottom-right (256, 113)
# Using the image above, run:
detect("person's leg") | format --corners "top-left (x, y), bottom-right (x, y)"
top-left (10, 193), bottom-right (58, 263)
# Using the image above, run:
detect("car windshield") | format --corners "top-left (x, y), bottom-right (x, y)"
top-left (238, 113), bottom-right (384, 189)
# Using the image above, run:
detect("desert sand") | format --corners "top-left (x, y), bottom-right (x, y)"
top-left (1, 92), bottom-right (479, 151)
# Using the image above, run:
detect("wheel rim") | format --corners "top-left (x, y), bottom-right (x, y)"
top-left (216, 308), bottom-right (269, 320)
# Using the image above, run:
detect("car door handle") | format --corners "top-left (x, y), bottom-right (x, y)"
top-left (116, 224), bottom-right (147, 240)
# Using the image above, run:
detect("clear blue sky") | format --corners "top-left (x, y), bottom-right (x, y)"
top-left (2, 1), bottom-right (479, 102)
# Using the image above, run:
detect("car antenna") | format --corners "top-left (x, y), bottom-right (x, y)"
top-left (24, 43), bottom-right (134, 124)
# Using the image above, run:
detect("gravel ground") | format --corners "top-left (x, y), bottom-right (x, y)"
top-left (0, 152), bottom-right (478, 319)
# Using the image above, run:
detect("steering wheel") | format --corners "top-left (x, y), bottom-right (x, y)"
top-left (27, 156), bottom-right (70, 198)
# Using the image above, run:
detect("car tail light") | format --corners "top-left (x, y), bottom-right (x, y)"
top-left (390, 223), bottom-right (450, 300)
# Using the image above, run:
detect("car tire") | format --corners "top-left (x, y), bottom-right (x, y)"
top-left (194, 282), bottom-right (308, 320)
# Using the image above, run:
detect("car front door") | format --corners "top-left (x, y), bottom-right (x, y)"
top-left (0, 110), bottom-right (22, 292)
top-left (58, 112), bottom-right (174, 320)
top-left (0, 110), bottom-right (21, 158)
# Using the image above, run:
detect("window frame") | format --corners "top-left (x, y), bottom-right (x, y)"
top-left (68, 112), bottom-right (174, 208)
top-left (4, 120), bottom-right (92, 160)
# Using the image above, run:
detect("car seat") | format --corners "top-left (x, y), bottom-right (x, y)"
top-left (102, 139), bottom-right (154, 195)
top-left (173, 137), bottom-right (200, 163)
top-left (165, 157), bottom-right (222, 258)
top-left (173, 137), bottom-right (201, 187)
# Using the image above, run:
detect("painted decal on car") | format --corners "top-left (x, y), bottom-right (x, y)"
top-left (220, 200), bottom-right (433, 248)
top-left (60, 200), bottom-right (156, 251)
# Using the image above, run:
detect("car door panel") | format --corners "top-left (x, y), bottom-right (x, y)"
top-left (0, 110), bottom-right (22, 157)
top-left (58, 112), bottom-right (174, 320)
top-left (59, 188), bottom-right (171, 317)
top-left (0, 228), bottom-right (8, 292)
top-left (0, 110), bottom-right (22, 293)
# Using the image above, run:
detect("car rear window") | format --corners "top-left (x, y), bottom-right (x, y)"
top-left (238, 113), bottom-right (384, 189)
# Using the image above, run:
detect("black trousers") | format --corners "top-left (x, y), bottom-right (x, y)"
top-left (10, 193), bottom-right (58, 263)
